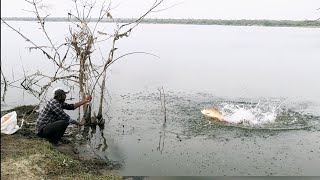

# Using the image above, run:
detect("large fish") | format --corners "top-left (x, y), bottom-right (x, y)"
top-left (201, 107), bottom-right (224, 121)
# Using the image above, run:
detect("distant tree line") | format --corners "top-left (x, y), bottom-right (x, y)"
top-left (2, 17), bottom-right (320, 27)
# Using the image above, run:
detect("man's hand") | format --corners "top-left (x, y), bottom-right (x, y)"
top-left (70, 118), bottom-right (86, 127)
top-left (74, 96), bottom-right (92, 109)
top-left (83, 95), bottom-right (92, 103)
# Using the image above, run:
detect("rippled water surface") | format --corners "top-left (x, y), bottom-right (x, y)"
top-left (2, 22), bottom-right (320, 175)
top-left (76, 91), bottom-right (320, 176)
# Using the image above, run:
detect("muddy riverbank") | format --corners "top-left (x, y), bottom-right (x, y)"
top-left (1, 105), bottom-right (121, 179)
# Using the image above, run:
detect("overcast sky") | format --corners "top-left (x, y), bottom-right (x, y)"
top-left (1, 0), bottom-right (319, 20)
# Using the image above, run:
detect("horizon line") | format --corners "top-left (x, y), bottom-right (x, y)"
top-left (1, 16), bottom-right (316, 21)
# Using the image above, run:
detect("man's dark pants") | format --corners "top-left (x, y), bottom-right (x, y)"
top-left (38, 120), bottom-right (69, 144)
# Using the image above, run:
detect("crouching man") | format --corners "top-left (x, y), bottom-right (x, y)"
top-left (36, 87), bottom-right (92, 145)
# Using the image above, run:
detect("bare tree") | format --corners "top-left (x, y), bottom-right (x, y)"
top-left (1, 0), bottom-right (164, 124)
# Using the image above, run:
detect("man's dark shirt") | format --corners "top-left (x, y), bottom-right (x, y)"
top-left (36, 98), bottom-right (75, 133)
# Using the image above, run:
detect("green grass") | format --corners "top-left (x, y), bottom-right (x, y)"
top-left (1, 134), bottom-right (121, 180)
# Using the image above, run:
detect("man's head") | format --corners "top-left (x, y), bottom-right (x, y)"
top-left (53, 87), bottom-right (69, 103)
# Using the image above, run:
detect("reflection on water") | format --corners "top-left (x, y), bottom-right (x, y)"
top-left (98, 124), bottom-right (108, 152)
top-left (81, 125), bottom-right (109, 159)
top-left (157, 126), bottom-right (166, 154)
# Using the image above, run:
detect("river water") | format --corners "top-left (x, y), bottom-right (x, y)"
top-left (1, 21), bottom-right (320, 175)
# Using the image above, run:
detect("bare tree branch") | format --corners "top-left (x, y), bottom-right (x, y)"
top-left (2, 0), bottom-right (165, 124)
top-left (26, 0), bottom-right (61, 63)
top-left (1, 19), bottom-right (59, 66)
top-left (1, 63), bottom-right (8, 102)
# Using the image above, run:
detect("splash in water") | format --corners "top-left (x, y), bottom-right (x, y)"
top-left (221, 103), bottom-right (275, 125)
top-left (217, 99), bottom-right (289, 126)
